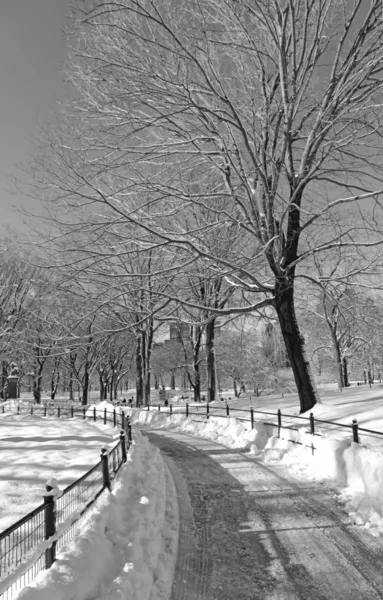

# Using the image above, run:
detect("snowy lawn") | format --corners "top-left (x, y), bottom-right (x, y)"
top-left (0, 413), bottom-right (119, 531)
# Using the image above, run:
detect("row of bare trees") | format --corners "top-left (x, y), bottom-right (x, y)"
top-left (1, 232), bottom-right (382, 405)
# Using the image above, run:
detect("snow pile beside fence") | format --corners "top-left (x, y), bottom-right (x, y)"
top-left (15, 431), bottom-right (178, 600)
top-left (127, 406), bottom-right (383, 536)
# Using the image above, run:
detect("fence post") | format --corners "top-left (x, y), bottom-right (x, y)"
top-left (83, 406), bottom-right (86, 420)
top-left (309, 413), bottom-right (315, 435)
top-left (186, 403), bottom-right (189, 418)
top-left (71, 406), bottom-right (74, 419)
top-left (43, 494), bottom-right (57, 569)
top-left (31, 405), bottom-right (33, 416)
top-left (93, 406), bottom-right (97, 422)
top-left (113, 409), bottom-right (116, 428)
top-left (126, 416), bottom-right (132, 446)
top-left (250, 407), bottom-right (254, 429)
top-left (121, 411), bottom-right (125, 431)
top-left (170, 403), bottom-right (173, 415)
top-left (17, 405), bottom-right (20, 415)
top-left (158, 404), bottom-right (161, 411)
top-left (226, 403), bottom-right (230, 417)
top-left (206, 403), bottom-right (209, 419)
top-left (147, 404), bottom-right (150, 411)
top-left (104, 407), bottom-right (107, 425)
top-left (352, 419), bottom-right (359, 444)
top-left (57, 406), bottom-right (60, 419)
top-left (277, 409), bottom-right (282, 438)
top-left (44, 405), bottom-right (47, 417)
top-left (101, 448), bottom-right (111, 491)
top-left (120, 430), bottom-right (127, 462)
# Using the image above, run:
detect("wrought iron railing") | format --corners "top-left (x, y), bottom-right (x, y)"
top-left (0, 406), bottom-right (132, 600)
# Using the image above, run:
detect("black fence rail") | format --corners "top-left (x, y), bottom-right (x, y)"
top-left (148, 401), bottom-right (383, 448)
top-left (0, 406), bottom-right (132, 600)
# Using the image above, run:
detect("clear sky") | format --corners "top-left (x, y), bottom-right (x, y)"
top-left (0, 0), bottom-right (71, 231)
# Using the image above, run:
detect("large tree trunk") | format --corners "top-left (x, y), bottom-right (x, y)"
top-left (69, 376), bottom-right (74, 401)
top-left (143, 321), bottom-right (154, 406)
top-left (109, 368), bottom-right (115, 403)
top-left (170, 370), bottom-right (175, 390)
top-left (82, 370), bottom-right (90, 405)
top-left (206, 319), bottom-right (216, 402)
top-left (274, 281), bottom-right (318, 413)
top-left (0, 361), bottom-right (7, 399)
top-left (51, 373), bottom-right (56, 400)
top-left (33, 367), bottom-right (44, 404)
top-left (135, 335), bottom-right (144, 406)
top-left (144, 370), bottom-right (151, 405)
top-left (330, 331), bottom-right (344, 390)
top-left (50, 364), bottom-right (60, 400)
top-left (343, 357), bottom-right (349, 387)
top-left (192, 363), bottom-right (201, 402)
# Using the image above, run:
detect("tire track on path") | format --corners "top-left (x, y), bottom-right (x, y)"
top-left (144, 429), bottom-right (383, 600)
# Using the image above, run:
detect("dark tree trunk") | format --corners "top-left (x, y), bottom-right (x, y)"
top-left (82, 370), bottom-right (90, 405)
top-left (0, 361), bottom-right (7, 399)
top-left (99, 375), bottom-right (104, 400)
top-left (206, 319), bottom-right (216, 402)
top-left (110, 376), bottom-right (113, 403)
top-left (170, 371), bottom-right (175, 390)
top-left (144, 371), bottom-right (151, 405)
top-left (142, 322), bottom-right (153, 406)
top-left (33, 369), bottom-right (43, 404)
top-left (50, 369), bottom-right (60, 400)
top-left (343, 357), bottom-right (349, 387)
top-left (193, 363), bottom-right (201, 402)
top-left (233, 378), bottom-right (239, 398)
top-left (110, 368), bottom-right (115, 403)
top-left (330, 330), bottom-right (344, 390)
top-left (135, 336), bottom-right (144, 406)
top-left (274, 281), bottom-right (318, 413)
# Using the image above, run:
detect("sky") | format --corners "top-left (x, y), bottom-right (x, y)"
top-left (0, 0), bottom-right (71, 231)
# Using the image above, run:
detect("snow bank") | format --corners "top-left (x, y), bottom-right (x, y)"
top-left (127, 408), bottom-right (383, 537)
top-left (86, 401), bottom-right (125, 418)
top-left (14, 431), bottom-right (178, 600)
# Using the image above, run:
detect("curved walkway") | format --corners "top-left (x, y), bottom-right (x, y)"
top-left (144, 429), bottom-right (383, 600)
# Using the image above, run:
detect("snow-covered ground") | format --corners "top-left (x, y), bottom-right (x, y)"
top-left (3, 385), bottom-right (383, 598)
top-left (0, 413), bottom-right (119, 532)
top-left (124, 385), bottom-right (383, 537)
top-left (11, 430), bottom-right (178, 600)
top-left (163, 382), bottom-right (383, 447)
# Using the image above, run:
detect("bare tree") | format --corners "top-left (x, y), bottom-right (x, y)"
top-left (26, 0), bottom-right (383, 412)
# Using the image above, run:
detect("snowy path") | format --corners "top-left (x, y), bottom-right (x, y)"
top-left (144, 429), bottom-right (383, 600)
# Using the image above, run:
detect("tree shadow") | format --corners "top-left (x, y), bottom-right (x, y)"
top-left (145, 430), bottom-right (383, 600)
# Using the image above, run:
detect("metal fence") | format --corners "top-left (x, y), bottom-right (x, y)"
top-left (149, 401), bottom-right (383, 448)
top-left (0, 405), bottom-right (132, 600)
